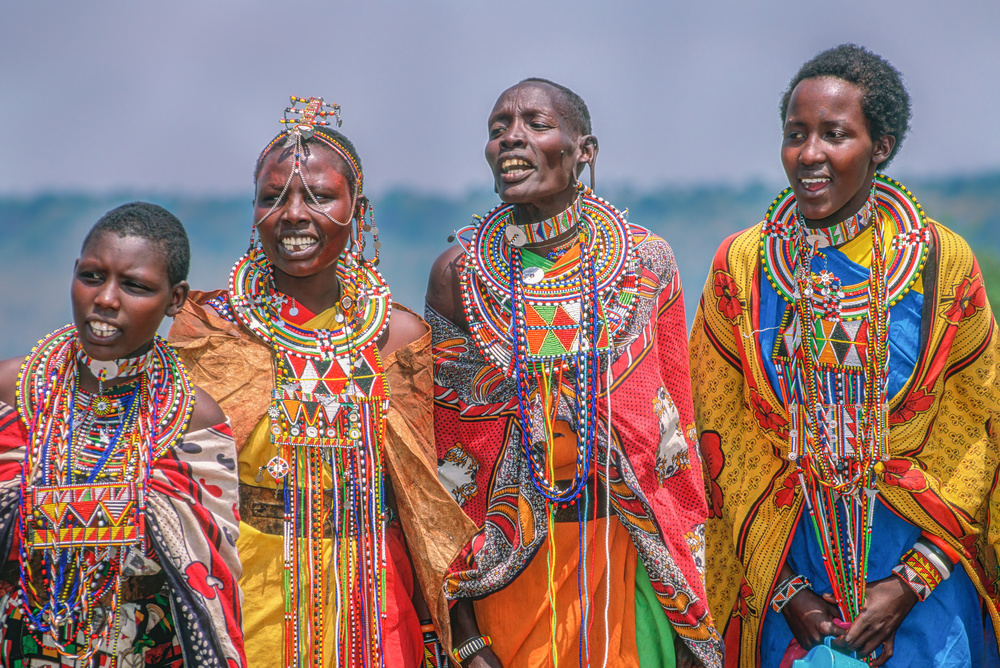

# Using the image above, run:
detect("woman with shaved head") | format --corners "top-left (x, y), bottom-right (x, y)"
top-left (427, 78), bottom-right (722, 667)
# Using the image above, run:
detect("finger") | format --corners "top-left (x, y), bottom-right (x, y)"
top-left (821, 592), bottom-right (838, 605)
top-left (869, 637), bottom-right (894, 667)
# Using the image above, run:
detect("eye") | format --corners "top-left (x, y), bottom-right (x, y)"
top-left (489, 124), bottom-right (507, 140)
top-left (124, 280), bottom-right (153, 293)
top-left (785, 130), bottom-right (805, 141)
top-left (530, 121), bottom-right (552, 130)
top-left (77, 270), bottom-right (102, 284)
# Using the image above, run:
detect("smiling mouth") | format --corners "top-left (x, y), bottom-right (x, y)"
top-left (800, 177), bottom-right (831, 193)
top-left (500, 158), bottom-right (533, 180)
top-left (88, 321), bottom-right (120, 339)
top-left (280, 236), bottom-right (318, 253)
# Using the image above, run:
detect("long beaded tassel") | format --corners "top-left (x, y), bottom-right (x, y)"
top-left (795, 214), bottom-right (890, 629)
top-left (281, 397), bottom-right (387, 668)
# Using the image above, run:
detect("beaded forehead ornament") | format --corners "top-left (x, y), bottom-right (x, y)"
top-left (253, 96), bottom-right (382, 266)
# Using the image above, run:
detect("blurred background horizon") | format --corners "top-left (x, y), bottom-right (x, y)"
top-left (2, 1), bottom-right (999, 357)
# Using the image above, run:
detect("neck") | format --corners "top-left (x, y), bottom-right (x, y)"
top-left (271, 263), bottom-right (343, 315)
top-left (511, 182), bottom-right (581, 228)
top-left (800, 181), bottom-right (877, 246)
top-left (509, 185), bottom-right (583, 253)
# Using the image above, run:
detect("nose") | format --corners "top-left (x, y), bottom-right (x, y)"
top-left (800, 133), bottom-right (825, 166)
top-left (280, 188), bottom-right (311, 225)
top-left (94, 281), bottom-right (121, 311)
top-left (499, 119), bottom-right (526, 149)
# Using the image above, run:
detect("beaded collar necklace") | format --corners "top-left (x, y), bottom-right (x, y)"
top-left (803, 186), bottom-right (876, 248)
top-left (456, 187), bottom-right (638, 506)
top-left (15, 325), bottom-right (193, 662)
top-left (502, 189), bottom-right (583, 248)
top-left (763, 175), bottom-right (931, 624)
top-left (761, 174), bottom-right (929, 321)
top-left (459, 186), bottom-right (637, 373)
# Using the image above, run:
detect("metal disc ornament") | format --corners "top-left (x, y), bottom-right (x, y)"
top-left (505, 224), bottom-right (527, 247)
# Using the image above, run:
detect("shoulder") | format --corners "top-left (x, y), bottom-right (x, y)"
top-left (188, 385), bottom-right (227, 433)
top-left (425, 245), bottom-right (468, 328)
top-left (0, 356), bottom-right (24, 408)
top-left (379, 304), bottom-right (430, 358)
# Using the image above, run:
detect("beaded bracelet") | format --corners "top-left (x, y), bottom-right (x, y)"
top-left (771, 574), bottom-right (812, 613)
top-left (892, 548), bottom-right (943, 601)
top-left (419, 618), bottom-right (448, 668)
top-left (452, 634), bottom-right (493, 662)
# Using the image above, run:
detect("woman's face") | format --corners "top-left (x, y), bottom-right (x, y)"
top-left (781, 76), bottom-right (893, 227)
top-left (72, 232), bottom-right (187, 361)
top-left (254, 142), bottom-right (355, 281)
top-left (485, 82), bottom-right (591, 216)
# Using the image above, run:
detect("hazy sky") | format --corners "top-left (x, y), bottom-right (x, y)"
top-left (2, 1), bottom-right (998, 197)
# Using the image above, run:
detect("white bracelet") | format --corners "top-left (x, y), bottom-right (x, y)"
top-left (913, 541), bottom-right (951, 581)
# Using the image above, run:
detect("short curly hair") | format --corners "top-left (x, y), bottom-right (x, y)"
top-left (780, 44), bottom-right (911, 167)
top-left (82, 202), bottom-right (190, 285)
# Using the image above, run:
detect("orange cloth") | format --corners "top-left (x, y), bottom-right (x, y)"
top-left (473, 422), bottom-right (640, 667)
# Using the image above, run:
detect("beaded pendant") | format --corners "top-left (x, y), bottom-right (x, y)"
top-left (15, 325), bottom-right (193, 663)
top-left (229, 248), bottom-right (392, 668)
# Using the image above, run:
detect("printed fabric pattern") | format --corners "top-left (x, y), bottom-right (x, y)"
top-left (0, 403), bottom-right (246, 668)
top-left (431, 223), bottom-right (723, 667)
top-left (691, 209), bottom-right (1000, 666)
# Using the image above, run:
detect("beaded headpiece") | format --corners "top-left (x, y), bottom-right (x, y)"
top-left (252, 96), bottom-right (381, 265)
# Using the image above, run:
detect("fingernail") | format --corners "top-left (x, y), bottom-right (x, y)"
top-left (832, 618), bottom-right (851, 629)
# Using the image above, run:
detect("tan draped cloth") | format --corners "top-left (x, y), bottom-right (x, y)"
top-left (169, 290), bottom-right (477, 659)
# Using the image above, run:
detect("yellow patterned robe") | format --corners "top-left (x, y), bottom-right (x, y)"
top-left (691, 216), bottom-right (1000, 666)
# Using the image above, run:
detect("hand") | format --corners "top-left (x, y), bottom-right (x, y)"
top-left (674, 634), bottom-right (704, 668)
top-left (781, 587), bottom-right (846, 650)
top-left (463, 648), bottom-right (502, 668)
top-left (834, 575), bottom-right (918, 666)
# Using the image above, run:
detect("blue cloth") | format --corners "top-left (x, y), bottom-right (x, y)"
top-left (760, 501), bottom-right (993, 667)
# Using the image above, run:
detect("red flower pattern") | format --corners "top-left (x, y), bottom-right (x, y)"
top-left (889, 389), bottom-right (936, 425)
top-left (944, 275), bottom-right (986, 324)
top-left (699, 431), bottom-right (725, 519)
top-left (713, 271), bottom-right (742, 320)
top-left (750, 389), bottom-right (789, 437)
top-left (774, 472), bottom-right (798, 508)
top-left (734, 581), bottom-right (754, 619)
top-left (880, 459), bottom-right (928, 493)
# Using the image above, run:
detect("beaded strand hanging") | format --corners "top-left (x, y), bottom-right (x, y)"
top-left (762, 174), bottom-right (930, 627)
top-left (14, 325), bottom-right (193, 665)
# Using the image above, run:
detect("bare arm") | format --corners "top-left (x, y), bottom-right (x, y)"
top-left (0, 356), bottom-right (23, 407)
top-left (425, 245), bottom-right (469, 331)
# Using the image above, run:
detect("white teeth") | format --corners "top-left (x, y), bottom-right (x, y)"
top-left (501, 158), bottom-right (531, 173)
top-left (801, 178), bottom-right (830, 184)
top-left (281, 236), bottom-right (317, 251)
top-left (89, 322), bottom-right (119, 337)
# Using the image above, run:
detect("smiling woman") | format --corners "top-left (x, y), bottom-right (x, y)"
top-left (691, 44), bottom-right (1000, 667)
top-left (427, 79), bottom-right (722, 668)
top-left (169, 97), bottom-right (474, 668)
top-left (0, 202), bottom-right (245, 667)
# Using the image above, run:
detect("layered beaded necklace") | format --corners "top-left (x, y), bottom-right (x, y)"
top-left (457, 185), bottom-right (637, 656)
top-left (233, 94), bottom-right (393, 668)
top-left (458, 184), bottom-right (639, 500)
top-left (15, 325), bottom-right (192, 664)
top-left (230, 249), bottom-right (391, 668)
top-left (762, 174), bottom-right (929, 623)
